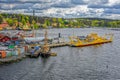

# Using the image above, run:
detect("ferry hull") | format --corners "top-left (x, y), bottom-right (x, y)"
top-left (70, 40), bottom-right (112, 47)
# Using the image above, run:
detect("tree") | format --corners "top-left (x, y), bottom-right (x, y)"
top-left (0, 14), bottom-right (3, 24)
top-left (6, 18), bottom-right (14, 26)
top-left (34, 23), bottom-right (39, 29)
top-left (25, 16), bottom-right (29, 23)
top-left (45, 19), bottom-right (50, 26)
top-left (21, 18), bottom-right (26, 25)
top-left (58, 18), bottom-right (64, 28)
top-left (52, 18), bottom-right (57, 22)
top-left (91, 20), bottom-right (99, 27)
top-left (13, 19), bottom-right (18, 27)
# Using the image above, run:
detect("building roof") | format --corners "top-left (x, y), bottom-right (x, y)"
top-left (0, 33), bottom-right (10, 40)
top-left (0, 22), bottom-right (9, 28)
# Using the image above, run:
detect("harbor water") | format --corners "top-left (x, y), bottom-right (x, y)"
top-left (0, 28), bottom-right (120, 80)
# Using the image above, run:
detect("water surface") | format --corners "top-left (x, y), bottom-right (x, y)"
top-left (0, 28), bottom-right (120, 80)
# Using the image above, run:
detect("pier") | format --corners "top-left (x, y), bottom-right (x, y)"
top-left (25, 42), bottom-right (68, 58)
top-left (48, 42), bottom-right (69, 48)
top-left (0, 54), bottom-right (26, 64)
top-left (29, 42), bottom-right (69, 48)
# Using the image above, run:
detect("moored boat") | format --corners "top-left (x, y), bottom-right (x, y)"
top-left (39, 30), bottom-right (57, 58)
top-left (69, 33), bottom-right (113, 47)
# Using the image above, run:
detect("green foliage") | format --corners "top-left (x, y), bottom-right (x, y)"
top-left (91, 20), bottom-right (99, 27)
top-left (33, 23), bottom-right (39, 29)
top-left (45, 19), bottom-right (50, 26)
top-left (21, 18), bottom-right (26, 25)
top-left (64, 20), bottom-right (69, 24)
top-left (6, 18), bottom-right (14, 26)
top-left (52, 18), bottom-right (57, 22)
top-left (25, 16), bottom-right (29, 23)
top-left (0, 14), bottom-right (3, 24)
top-left (1, 13), bottom-right (120, 29)
top-left (13, 19), bottom-right (18, 26)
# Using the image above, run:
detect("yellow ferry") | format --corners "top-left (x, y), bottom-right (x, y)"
top-left (69, 33), bottom-right (113, 47)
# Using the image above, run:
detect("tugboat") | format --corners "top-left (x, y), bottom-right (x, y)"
top-left (40, 30), bottom-right (51, 58)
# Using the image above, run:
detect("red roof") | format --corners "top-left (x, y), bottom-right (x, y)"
top-left (0, 22), bottom-right (9, 28)
top-left (0, 33), bottom-right (11, 42)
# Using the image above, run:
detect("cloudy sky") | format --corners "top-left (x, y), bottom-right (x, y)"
top-left (0, 0), bottom-right (120, 19)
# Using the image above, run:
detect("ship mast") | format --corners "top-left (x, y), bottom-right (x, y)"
top-left (40, 30), bottom-right (57, 57)
top-left (44, 30), bottom-right (48, 46)
top-left (41, 30), bottom-right (50, 54)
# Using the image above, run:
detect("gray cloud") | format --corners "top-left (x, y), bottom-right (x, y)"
top-left (32, 3), bottom-right (51, 10)
top-left (87, 0), bottom-right (109, 4)
top-left (0, 0), bottom-right (57, 3)
top-left (51, 1), bottom-right (74, 8)
top-left (88, 3), bottom-right (120, 9)
top-left (104, 9), bottom-right (120, 14)
top-left (71, 0), bottom-right (86, 4)
top-left (13, 3), bottom-right (34, 9)
top-left (0, 0), bottom-right (120, 19)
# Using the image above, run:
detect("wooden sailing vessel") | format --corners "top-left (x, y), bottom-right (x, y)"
top-left (40, 30), bottom-right (51, 58)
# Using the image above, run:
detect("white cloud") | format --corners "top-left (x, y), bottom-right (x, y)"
top-left (108, 0), bottom-right (120, 5)
top-left (0, 0), bottom-right (120, 19)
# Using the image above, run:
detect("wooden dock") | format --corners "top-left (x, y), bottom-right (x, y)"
top-left (48, 42), bottom-right (69, 48)
top-left (0, 54), bottom-right (26, 64)
top-left (26, 42), bottom-right (68, 58)
top-left (29, 42), bottom-right (69, 48)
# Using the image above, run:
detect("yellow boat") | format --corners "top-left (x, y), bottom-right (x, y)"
top-left (69, 33), bottom-right (113, 47)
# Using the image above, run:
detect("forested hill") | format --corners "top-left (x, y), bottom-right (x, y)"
top-left (0, 13), bottom-right (120, 29)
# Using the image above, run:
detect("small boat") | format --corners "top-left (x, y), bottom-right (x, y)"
top-left (39, 30), bottom-right (51, 58)
top-left (69, 33), bottom-right (113, 47)
top-left (40, 30), bottom-right (57, 58)
top-left (29, 46), bottom-right (41, 58)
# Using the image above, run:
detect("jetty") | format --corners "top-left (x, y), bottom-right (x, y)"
top-left (29, 42), bottom-right (68, 48)
top-left (0, 54), bottom-right (26, 64)
top-left (28, 30), bottom-right (57, 58)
